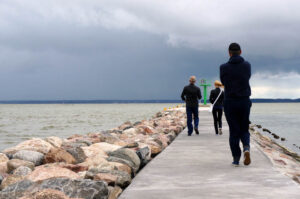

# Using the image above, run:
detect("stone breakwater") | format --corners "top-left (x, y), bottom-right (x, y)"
top-left (250, 124), bottom-right (300, 184)
top-left (0, 109), bottom-right (186, 199)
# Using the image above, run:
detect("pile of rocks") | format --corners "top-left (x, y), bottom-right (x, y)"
top-left (250, 124), bottom-right (300, 184)
top-left (0, 109), bottom-right (186, 199)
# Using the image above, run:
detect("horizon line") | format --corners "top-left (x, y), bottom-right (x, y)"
top-left (0, 98), bottom-right (299, 104)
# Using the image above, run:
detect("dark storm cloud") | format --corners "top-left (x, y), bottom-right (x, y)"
top-left (0, 0), bottom-right (300, 100)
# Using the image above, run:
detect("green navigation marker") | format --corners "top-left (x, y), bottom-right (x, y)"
top-left (199, 79), bottom-right (211, 105)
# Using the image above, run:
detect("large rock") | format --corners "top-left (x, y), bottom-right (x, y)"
top-left (108, 148), bottom-right (140, 173)
top-left (0, 179), bottom-right (34, 199)
top-left (2, 138), bottom-right (53, 155)
top-left (0, 178), bottom-right (108, 199)
top-left (98, 132), bottom-right (121, 145)
top-left (93, 173), bottom-right (117, 185)
top-left (0, 162), bottom-right (8, 173)
top-left (19, 189), bottom-right (71, 199)
top-left (0, 153), bottom-right (9, 163)
top-left (106, 157), bottom-right (135, 174)
top-left (81, 145), bottom-right (108, 158)
top-left (0, 175), bottom-right (25, 190)
top-left (145, 140), bottom-right (162, 156)
top-left (122, 128), bottom-right (139, 137)
top-left (12, 150), bottom-right (44, 166)
top-left (108, 186), bottom-right (122, 199)
top-left (43, 148), bottom-right (76, 164)
top-left (118, 121), bottom-right (133, 130)
top-left (91, 143), bottom-right (121, 153)
top-left (52, 163), bottom-right (88, 173)
top-left (92, 169), bottom-right (131, 188)
top-left (44, 136), bottom-right (63, 148)
top-left (0, 175), bottom-right (3, 185)
top-left (67, 133), bottom-right (101, 145)
top-left (62, 145), bottom-right (87, 163)
top-left (62, 141), bottom-right (88, 150)
top-left (78, 154), bottom-right (113, 170)
top-left (166, 132), bottom-right (177, 142)
top-left (108, 162), bottom-right (132, 175)
top-left (7, 159), bottom-right (35, 173)
top-left (12, 166), bottom-right (32, 176)
top-left (153, 134), bottom-right (169, 148)
top-left (26, 165), bottom-right (80, 182)
top-left (136, 146), bottom-right (151, 166)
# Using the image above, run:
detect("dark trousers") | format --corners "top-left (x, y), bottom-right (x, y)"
top-left (212, 108), bottom-right (223, 134)
top-left (186, 106), bottom-right (199, 135)
top-left (224, 98), bottom-right (251, 161)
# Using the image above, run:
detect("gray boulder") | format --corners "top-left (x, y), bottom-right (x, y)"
top-left (12, 150), bottom-right (44, 166)
top-left (38, 178), bottom-right (109, 199)
top-left (0, 175), bottom-right (3, 185)
top-left (61, 142), bottom-right (88, 163)
top-left (136, 146), bottom-right (151, 167)
top-left (108, 149), bottom-right (140, 173)
top-left (87, 168), bottom-right (131, 188)
top-left (66, 146), bottom-right (87, 163)
top-left (0, 179), bottom-right (34, 199)
top-left (106, 156), bottom-right (135, 174)
top-left (0, 177), bottom-right (109, 199)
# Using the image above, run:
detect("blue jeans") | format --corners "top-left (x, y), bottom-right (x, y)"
top-left (224, 98), bottom-right (251, 161)
top-left (186, 106), bottom-right (199, 135)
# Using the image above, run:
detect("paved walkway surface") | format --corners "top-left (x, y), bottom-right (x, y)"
top-left (120, 111), bottom-right (300, 199)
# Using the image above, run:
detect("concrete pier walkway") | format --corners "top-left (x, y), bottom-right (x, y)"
top-left (120, 111), bottom-right (300, 199)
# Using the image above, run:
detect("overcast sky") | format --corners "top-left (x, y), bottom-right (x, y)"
top-left (0, 0), bottom-right (300, 100)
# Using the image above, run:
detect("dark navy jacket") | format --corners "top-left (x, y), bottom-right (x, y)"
top-left (209, 88), bottom-right (224, 108)
top-left (220, 55), bottom-right (251, 99)
top-left (181, 83), bottom-right (202, 107)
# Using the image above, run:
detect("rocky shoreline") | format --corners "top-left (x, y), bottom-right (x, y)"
top-left (0, 109), bottom-right (187, 199)
top-left (249, 124), bottom-right (300, 184)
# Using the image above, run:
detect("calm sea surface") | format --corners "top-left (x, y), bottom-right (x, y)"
top-left (0, 103), bottom-right (299, 154)
top-left (0, 104), bottom-right (177, 151)
top-left (250, 103), bottom-right (300, 153)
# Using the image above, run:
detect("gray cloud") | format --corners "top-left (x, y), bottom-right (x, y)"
top-left (0, 0), bottom-right (300, 100)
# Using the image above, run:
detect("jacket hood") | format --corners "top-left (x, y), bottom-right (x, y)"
top-left (228, 55), bottom-right (244, 64)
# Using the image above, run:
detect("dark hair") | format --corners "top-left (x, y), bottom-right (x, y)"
top-left (228, 43), bottom-right (241, 55)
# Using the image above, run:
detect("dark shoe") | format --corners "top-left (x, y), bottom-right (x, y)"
top-left (232, 161), bottom-right (239, 167)
top-left (188, 133), bottom-right (192, 136)
top-left (244, 150), bottom-right (251, 166)
top-left (195, 128), bottom-right (199, 135)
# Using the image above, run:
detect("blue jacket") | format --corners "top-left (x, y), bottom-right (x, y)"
top-left (220, 55), bottom-right (251, 99)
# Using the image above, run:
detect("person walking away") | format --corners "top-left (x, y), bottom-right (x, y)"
top-left (181, 76), bottom-right (202, 136)
top-left (220, 43), bottom-right (252, 166)
top-left (209, 80), bottom-right (224, 135)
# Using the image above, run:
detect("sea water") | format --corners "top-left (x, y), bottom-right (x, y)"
top-left (250, 103), bottom-right (300, 153)
top-left (0, 104), bottom-right (176, 151)
top-left (0, 103), bottom-right (299, 154)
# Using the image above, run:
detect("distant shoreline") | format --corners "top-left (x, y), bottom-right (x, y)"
top-left (0, 99), bottom-right (299, 104)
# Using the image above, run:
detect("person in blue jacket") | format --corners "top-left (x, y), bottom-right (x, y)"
top-left (220, 43), bottom-right (252, 166)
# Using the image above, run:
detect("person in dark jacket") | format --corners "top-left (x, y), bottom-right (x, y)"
top-left (220, 43), bottom-right (252, 167)
top-left (209, 80), bottom-right (224, 135)
top-left (181, 76), bottom-right (202, 136)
